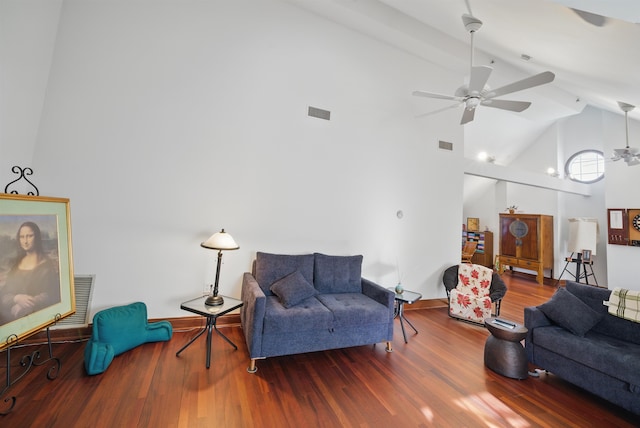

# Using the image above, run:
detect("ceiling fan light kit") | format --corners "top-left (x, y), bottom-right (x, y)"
top-left (612, 102), bottom-right (640, 166)
top-left (413, 8), bottom-right (555, 125)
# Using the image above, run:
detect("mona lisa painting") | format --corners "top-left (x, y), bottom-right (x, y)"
top-left (0, 194), bottom-right (75, 350)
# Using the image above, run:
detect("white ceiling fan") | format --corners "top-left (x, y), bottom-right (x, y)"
top-left (612, 101), bottom-right (640, 166)
top-left (412, 3), bottom-right (555, 125)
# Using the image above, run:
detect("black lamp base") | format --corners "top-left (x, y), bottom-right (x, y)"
top-left (205, 294), bottom-right (224, 306)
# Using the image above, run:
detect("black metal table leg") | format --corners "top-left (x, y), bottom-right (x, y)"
top-left (205, 317), bottom-right (213, 368)
top-left (396, 301), bottom-right (419, 343)
top-left (176, 327), bottom-right (207, 357)
top-left (177, 315), bottom-right (239, 369)
top-left (214, 322), bottom-right (238, 350)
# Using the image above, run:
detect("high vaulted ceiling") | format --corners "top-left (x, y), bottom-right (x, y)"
top-left (289, 0), bottom-right (640, 163)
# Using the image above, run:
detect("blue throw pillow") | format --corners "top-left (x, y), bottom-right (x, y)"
top-left (255, 252), bottom-right (315, 296)
top-left (270, 270), bottom-right (318, 308)
top-left (537, 287), bottom-right (603, 336)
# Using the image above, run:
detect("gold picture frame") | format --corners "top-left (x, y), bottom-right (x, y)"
top-left (466, 217), bottom-right (479, 232)
top-left (0, 194), bottom-right (75, 350)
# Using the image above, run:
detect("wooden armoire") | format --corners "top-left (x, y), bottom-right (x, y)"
top-left (498, 214), bottom-right (553, 284)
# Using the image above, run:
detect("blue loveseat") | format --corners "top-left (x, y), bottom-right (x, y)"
top-left (240, 252), bottom-right (395, 373)
top-left (525, 281), bottom-right (640, 415)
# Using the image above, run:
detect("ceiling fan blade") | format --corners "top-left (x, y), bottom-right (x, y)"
top-left (571, 8), bottom-right (608, 27)
top-left (468, 66), bottom-right (492, 95)
top-left (485, 71), bottom-right (555, 99)
top-left (460, 107), bottom-right (476, 125)
top-left (614, 148), bottom-right (629, 156)
top-left (481, 99), bottom-right (531, 112)
top-left (464, 0), bottom-right (473, 16)
top-left (415, 102), bottom-right (462, 119)
top-left (412, 90), bottom-right (461, 101)
top-left (628, 157), bottom-right (640, 166)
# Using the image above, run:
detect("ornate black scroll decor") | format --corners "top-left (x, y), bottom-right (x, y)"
top-left (4, 166), bottom-right (39, 196)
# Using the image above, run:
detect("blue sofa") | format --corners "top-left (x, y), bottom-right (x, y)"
top-left (525, 281), bottom-right (640, 415)
top-left (240, 252), bottom-right (395, 373)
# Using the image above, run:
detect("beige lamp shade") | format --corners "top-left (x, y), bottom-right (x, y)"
top-left (567, 218), bottom-right (598, 255)
top-left (201, 229), bottom-right (239, 251)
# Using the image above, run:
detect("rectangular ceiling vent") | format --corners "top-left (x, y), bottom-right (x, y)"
top-left (308, 106), bottom-right (331, 121)
top-left (439, 140), bottom-right (453, 151)
top-left (51, 275), bottom-right (95, 329)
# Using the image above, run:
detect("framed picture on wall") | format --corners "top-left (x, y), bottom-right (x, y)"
top-left (467, 217), bottom-right (479, 232)
top-left (0, 194), bottom-right (75, 350)
top-left (607, 208), bottom-right (628, 245)
top-left (581, 249), bottom-right (592, 263)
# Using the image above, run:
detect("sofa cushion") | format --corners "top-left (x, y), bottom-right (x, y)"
top-left (313, 253), bottom-right (363, 294)
top-left (533, 326), bottom-right (640, 387)
top-left (263, 296), bottom-right (333, 334)
top-left (255, 252), bottom-right (314, 296)
top-left (270, 270), bottom-right (318, 308)
top-left (316, 293), bottom-right (389, 327)
top-left (537, 287), bottom-right (603, 337)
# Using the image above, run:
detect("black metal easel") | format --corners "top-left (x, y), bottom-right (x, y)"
top-left (1, 317), bottom-right (62, 415)
top-left (555, 252), bottom-right (598, 286)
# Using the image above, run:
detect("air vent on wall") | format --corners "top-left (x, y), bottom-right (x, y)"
top-left (439, 140), bottom-right (453, 151)
top-left (51, 275), bottom-right (95, 329)
top-left (308, 106), bottom-right (331, 120)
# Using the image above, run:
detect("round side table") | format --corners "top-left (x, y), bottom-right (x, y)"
top-left (484, 317), bottom-right (529, 380)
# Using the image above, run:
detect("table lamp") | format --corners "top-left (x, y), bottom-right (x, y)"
top-left (201, 228), bottom-right (239, 306)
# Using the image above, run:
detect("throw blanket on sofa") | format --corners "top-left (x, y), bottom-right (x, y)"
top-left (606, 287), bottom-right (640, 323)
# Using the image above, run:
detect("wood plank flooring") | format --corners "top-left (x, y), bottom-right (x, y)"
top-left (2, 272), bottom-right (639, 427)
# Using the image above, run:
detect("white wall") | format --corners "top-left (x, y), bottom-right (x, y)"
top-left (4, 0), bottom-right (465, 318)
top-left (556, 107), bottom-right (607, 284)
top-left (0, 0), bottom-right (62, 181)
top-left (603, 109), bottom-right (640, 290)
top-left (462, 175), bottom-right (497, 234)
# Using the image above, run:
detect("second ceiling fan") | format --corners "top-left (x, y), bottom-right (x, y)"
top-left (413, 10), bottom-right (555, 125)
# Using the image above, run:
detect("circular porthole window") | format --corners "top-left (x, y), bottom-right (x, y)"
top-left (565, 150), bottom-right (605, 183)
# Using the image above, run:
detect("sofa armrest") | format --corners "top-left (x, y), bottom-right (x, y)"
top-left (362, 278), bottom-right (394, 309)
top-left (362, 278), bottom-right (395, 341)
top-left (84, 339), bottom-right (115, 376)
top-left (241, 272), bottom-right (266, 359)
top-left (524, 305), bottom-right (552, 329)
top-left (145, 320), bottom-right (173, 342)
top-left (524, 305), bottom-right (552, 362)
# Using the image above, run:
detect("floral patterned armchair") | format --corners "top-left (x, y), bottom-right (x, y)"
top-left (442, 264), bottom-right (507, 325)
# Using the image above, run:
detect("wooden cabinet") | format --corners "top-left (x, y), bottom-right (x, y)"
top-left (464, 231), bottom-right (494, 268)
top-left (498, 214), bottom-right (553, 284)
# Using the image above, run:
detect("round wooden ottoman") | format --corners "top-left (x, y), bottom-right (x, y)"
top-left (484, 317), bottom-right (529, 380)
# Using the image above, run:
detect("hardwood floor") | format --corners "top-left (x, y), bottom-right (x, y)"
top-left (2, 272), bottom-right (639, 427)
